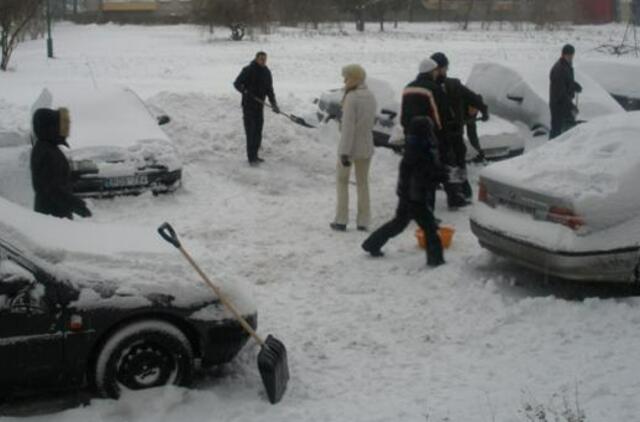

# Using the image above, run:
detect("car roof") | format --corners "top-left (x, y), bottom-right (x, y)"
top-left (31, 84), bottom-right (171, 150)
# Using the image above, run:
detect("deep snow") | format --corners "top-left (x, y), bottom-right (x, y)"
top-left (1, 21), bottom-right (640, 422)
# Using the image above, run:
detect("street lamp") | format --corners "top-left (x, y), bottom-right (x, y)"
top-left (46, 0), bottom-right (54, 58)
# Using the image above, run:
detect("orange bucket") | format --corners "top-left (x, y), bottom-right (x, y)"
top-left (415, 226), bottom-right (455, 250)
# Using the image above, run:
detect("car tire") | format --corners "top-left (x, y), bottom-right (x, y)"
top-left (94, 319), bottom-right (194, 398)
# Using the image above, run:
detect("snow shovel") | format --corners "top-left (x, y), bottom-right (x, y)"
top-left (252, 96), bottom-right (316, 129)
top-left (157, 223), bottom-right (289, 404)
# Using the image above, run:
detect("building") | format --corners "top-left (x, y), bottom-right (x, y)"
top-left (79, 0), bottom-right (193, 21)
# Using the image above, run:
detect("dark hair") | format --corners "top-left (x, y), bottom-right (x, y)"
top-left (562, 44), bottom-right (575, 56)
top-left (256, 51), bottom-right (267, 58)
top-left (430, 52), bottom-right (449, 68)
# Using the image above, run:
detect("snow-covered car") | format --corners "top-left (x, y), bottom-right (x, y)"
top-left (471, 111), bottom-right (640, 283)
top-left (31, 85), bottom-right (182, 198)
top-left (0, 197), bottom-right (256, 398)
top-left (580, 59), bottom-right (640, 111)
top-left (466, 61), bottom-right (625, 137)
top-left (316, 79), bottom-right (526, 160)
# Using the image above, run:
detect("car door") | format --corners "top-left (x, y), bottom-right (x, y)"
top-left (0, 252), bottom-right (65, 391)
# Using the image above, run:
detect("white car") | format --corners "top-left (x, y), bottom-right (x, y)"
top-left (471, 111), bottom-right (640, 283)
top-left (316, 78), bottom-right (526, 160)
top-left (31, 85), bottom-right (182, 198)
top-left (580, 59), bottom-right (640, 111)
top-left (466, 61), bottom-right (625, 137)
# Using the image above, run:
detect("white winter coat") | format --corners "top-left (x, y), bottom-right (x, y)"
top-left (338, 84), bottom-right (377, 160)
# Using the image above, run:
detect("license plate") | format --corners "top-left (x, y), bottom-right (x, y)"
top-left (104, 175), bottom-right (148, 188)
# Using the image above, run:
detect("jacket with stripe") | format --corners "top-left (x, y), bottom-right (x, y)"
top-left (400, 73), bottom-right (443, 135)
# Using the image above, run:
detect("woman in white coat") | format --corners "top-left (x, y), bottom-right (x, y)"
top-left (330, 64), bottom-right (377, 232)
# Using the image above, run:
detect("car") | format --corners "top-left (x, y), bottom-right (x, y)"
top-left (466, 61), bottom-right (625, 137)
top-left (316, 78), bottom-right (526, 161)
top-left (0, 197), bottom-right (256, 398)
top-left (30, 85), bottom-right (182, 198)
top-left (580, 59), bottom-right (640, 111)
top-left (470, 111), bottom-right (640, 283)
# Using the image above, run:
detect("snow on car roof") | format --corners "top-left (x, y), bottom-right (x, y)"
top-left (32, 84), bottom-right (171, 150)
top-left (481, 111), bottom-right (640, 229)
top-left (0, 197), bottom-right (255, 313)
top-left (580, 59), bottom-right (640, 99)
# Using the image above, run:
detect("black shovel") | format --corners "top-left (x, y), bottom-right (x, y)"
top-left (252, 96), bottom-right (316, 129)
top-left (157, 223), bottom-right (289, 404)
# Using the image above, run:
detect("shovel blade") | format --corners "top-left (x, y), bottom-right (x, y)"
top-left (289, 115), bottom-right (316, 129)
top-left (257, 335), bottom-right (290, 404)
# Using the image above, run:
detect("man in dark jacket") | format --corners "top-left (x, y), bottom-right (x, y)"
top-left (30, 108), bottom-right (92, 219)
top-left (234, 51), bottom-right (280, 165)
top-left (549, 44), bottom-right (582, 139)
top-left (431, 52), bottom-right (489, 201)
top-left (362, 116), bottom-right (445, 267)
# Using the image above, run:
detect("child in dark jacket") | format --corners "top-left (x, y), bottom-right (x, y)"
top-left (362, 116), bottom-right (445, 267)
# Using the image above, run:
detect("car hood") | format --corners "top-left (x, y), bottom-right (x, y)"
top-left (0, 198), bottom-right (256, 315)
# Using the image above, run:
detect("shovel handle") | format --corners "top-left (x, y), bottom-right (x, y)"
top-left (158, 223), bottom-right (181, 248)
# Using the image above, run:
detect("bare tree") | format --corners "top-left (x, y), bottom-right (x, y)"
top-left (0, 0), bottom-right (43, 71)
top-left (192, 0), bottom-right (272, 41)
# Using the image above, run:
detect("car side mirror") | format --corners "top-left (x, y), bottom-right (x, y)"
top-left (157, 115), bottom-right (171, 126)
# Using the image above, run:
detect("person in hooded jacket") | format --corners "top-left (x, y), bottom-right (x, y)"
top-left (362, 116), bottom-right (445, 267)
top-left (431, 52), bottom-right (489, 202)
top-left (331, 64), bottom-right (377, 232)
top-left (30, 107), bottom-right (92, 219)
top-left (234, 51), bottom-right (280, 165)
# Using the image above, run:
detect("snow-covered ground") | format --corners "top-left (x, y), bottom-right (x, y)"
top-left (1, 21), bottom-right (640, 421)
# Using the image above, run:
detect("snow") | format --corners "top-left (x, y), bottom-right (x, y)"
top-left (1, 21), bottom-right (640, 421)
top-left (580, 59), bottom-right (640, 98)
top-left (481, 111), bottom-right (640, 232)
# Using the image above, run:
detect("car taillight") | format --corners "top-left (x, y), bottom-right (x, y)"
top-left (478, 182), bottom-right (488, 203)
top-left (546, 206), bottom-right (585, 230)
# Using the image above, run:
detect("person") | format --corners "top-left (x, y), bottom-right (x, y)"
top-left (362, 116), bottom-right (445, 267)
top-left (465, 105), bottom-right (485, 163)
top-left (549, 44), bottom-right (582, 139)
top-left (431, 52), bottom-right (489, 202)
top-left (30, 107), bottom-right (92, 219)
top-left (234, 51), bottom-right (280, 165)
top-left (330, 64), bottom-right (377, 232)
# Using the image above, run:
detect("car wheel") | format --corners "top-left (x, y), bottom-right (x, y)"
top-left (94, 320), bottom-right (194, 398)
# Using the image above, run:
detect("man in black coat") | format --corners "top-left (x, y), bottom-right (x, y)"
top-left (362, 116), bottom-right (445, 267)
top-left (30, 108), bottom-right (92, 219)
top-left (549, 44), bottom-right (582, 139)
top-left (431, 52), bottom-right (489, 202)
top-left (234, 51), bottom-right (280, 165)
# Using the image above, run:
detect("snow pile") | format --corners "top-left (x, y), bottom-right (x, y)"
top-left (482, 111), bottom-right (640, 230)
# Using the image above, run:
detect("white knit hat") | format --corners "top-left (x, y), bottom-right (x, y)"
top-left (418, 58), bottom-right (438, 74)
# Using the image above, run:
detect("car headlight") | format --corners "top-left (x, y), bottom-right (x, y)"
top-left (71, 159), bottom-right (99, 175)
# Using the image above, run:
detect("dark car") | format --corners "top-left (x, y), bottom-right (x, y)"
top-left (31, 85), bottom-right (182, 198)
top-left (0, 198), bottom-right (256, 399)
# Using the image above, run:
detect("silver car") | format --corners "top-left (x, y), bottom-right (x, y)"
top-left (471, 111), bottom-right (640, 283)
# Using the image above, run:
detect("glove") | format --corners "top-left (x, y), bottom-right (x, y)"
top-left (574, 82), bottom-right (583, 94)
top-left (75, 200), bottom-right (92, 218)
top-left (480, 105), bottom-right (490, 121)
top-left (272, 104), bottom-right (280, 114)
top-left (340, 155), bottom-right (351, 167)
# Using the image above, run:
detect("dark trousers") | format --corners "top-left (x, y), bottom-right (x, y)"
top-left (549, 109), bottom-right (575, 140)
top-left (243, 107), bottom-right (264, 162)
top-left (363, 198), bottom-right (443, 264)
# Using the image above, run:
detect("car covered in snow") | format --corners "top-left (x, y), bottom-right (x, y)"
top-left (580, 59), bottom-right (640, 111)
top-left (0, 197), bottom-right (256, 398)
top-left (466, 61), bottom-right (625, 137)
top-left (471, 111), bottom-right (640, 283)
top-left (31, 85), bottom-right (182, 198)
top-left (316, 78), bottom-right (526, 161)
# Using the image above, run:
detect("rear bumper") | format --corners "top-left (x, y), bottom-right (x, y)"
top-left (471, 220), bottom-right (640, 283)
top-left (73, 169), bottom-right (182, 198)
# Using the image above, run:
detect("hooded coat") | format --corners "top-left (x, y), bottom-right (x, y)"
top-left (30, 108), bottom-right (88, 219)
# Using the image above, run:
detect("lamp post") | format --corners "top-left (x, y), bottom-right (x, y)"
top-left (46, 0), bottom-right (54, 58)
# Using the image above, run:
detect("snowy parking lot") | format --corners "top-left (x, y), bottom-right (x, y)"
top-left (1, 21), bottom-right (640, 422)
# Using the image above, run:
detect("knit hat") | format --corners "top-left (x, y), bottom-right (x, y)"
top-left (562, 44), bottom-right (575, 55)
top-left (342, 64), bottom-right (367, 89)
top-left (418, 58), bottom-right (438, 74)
top-left (430, 52), bottom-right (449, 69)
